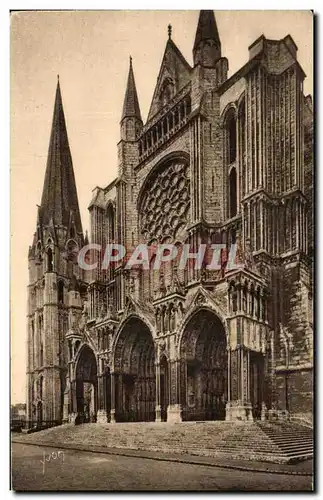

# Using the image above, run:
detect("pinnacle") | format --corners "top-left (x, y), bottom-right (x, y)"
top-left (39, 79), bottom-right (82, 233)
top-left (121, 57), bottom-right (142, 122)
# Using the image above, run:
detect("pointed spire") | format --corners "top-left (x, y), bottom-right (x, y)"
top-left (193, 10), bottom-right (221, 67)
top-left (36, 205), bottom-right (42, 226)
top-left (40, 78), bottom-right (83, 233)
top-left (193, 10), bottom-right (220, 51)
top-left (121, 56), bottom-right (142, 122)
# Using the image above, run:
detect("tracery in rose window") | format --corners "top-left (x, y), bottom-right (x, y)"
top-left (140, 159), bottom-right (190, 243)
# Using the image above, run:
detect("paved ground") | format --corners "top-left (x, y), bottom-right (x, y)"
top-left (11, 443), bottom-right (313, 492)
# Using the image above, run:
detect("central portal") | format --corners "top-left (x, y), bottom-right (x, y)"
top-left (180, 309), bottom-right (228, 421)
top-left (114, 317), bottom-right (156, 422)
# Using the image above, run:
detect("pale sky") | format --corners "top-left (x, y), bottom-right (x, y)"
top-left (10, 10), bottom-right (313, 404)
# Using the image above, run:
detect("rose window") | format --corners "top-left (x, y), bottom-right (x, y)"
top-left (140, 160), bottom-right (190, 242)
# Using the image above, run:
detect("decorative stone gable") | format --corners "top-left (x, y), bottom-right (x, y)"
top-left (147, 37), bottom-right (192, 122)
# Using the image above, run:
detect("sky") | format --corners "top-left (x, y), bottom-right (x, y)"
top-left (10, 10), bottom-right (313, 404)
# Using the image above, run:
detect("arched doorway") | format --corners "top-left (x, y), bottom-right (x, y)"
top-left (113, 317), bottom-right (155, 422)
top-left (104, 367), bottom-right (111, 421)
top-left (180, 309), bottom-right (227, 421)
top-left (36, 401), bottom-right (43, 427)
top-left (75, 345), bottom-right (97, 424)
top-left (250, 351), bottom-right (265, 420)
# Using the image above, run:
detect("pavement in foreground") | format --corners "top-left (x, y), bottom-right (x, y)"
top-left (11, 443), bottom-right (313, 492)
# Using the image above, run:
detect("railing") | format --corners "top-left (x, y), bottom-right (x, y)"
top-left (21, 419), bottom-right (62, 432)
top-left (141, 83), bottom-right (191, 134)
top-left (138, 93), bottom-right (191, 163)
top-left (10, 419), bottom-right (26, 432)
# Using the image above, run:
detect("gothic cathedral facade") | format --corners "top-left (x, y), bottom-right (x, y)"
top-left (26, 11), bottom-right (313, 427)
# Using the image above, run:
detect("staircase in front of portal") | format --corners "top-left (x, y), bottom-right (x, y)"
top-left (256, 421), bottom-right (313, 462)
top-left (13, 420), bottom-right (313, 464)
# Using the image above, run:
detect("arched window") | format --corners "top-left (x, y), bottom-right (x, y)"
top-left (230, 283), bottom-right (238, 313)
top-left (229, 167), bottom-right (237, 218)
top-left (262, 294), bottom-right (267, 322)
top-left (68, 340), bottom-right (73, 360)
top-left (243, 283), bottom-right (248, 312)
top-left (46, 248), bottom-right (53, 272)
top-left (106, 204), bottom-right (115, 243)
top-left (39, 375), bottom-right (43, 400)
top-left (110, 215), bottom-right (115, 241)
top-left (250, 284), bottom-right (255, 316)
top-left (38, 315), bottom-right (44, 366)
top-left (36, 242), bottom-right (42, 262)
top-left (239, 99), bottom-right (246, 156)
top-left (75, 340), bottom-right (81, 355)
top-left (58, 280), bottom-right (64, 304)
top-left (31, 320), bottom-right (35, 366)
top-left (256, 287), bottom-right (261, 320)
top-left (227, 112), bottom-right (237, 164)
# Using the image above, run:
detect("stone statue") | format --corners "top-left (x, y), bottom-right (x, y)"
top-left (106, 301), bottom-right (117, 320)
top-left (244, 238), bottom-right (255, 269)
top-left (158, 272), bottom-right (166, 297)
top-left (279, 322), bottom-right (293, 366)
top-left (82, 300), bottom-right (89, 316)
top-left (100, 303), bottom-right (106, 319)
top-left (128, 276), bottom-right (135, 294)
top-left (170, 306), bottom-right (176, 331)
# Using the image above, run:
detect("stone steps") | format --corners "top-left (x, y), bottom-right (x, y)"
top-left (256, 422), bottom-right (313, 461)
top-left (17, 420), bottom-right (313, 464)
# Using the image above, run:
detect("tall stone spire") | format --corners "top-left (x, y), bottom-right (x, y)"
top-left (121, 56), bottom-right (142, 122)
top-left (193, 10), bottom-right (221, 67)
top-left (39, 77), bottom-right (82, 233)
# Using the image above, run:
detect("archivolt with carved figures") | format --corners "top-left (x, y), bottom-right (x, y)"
top-left (179, 308), bottom-right (227, 421)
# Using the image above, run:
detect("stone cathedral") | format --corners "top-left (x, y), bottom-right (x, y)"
top-left (26, 11), bottom-right (313, 427)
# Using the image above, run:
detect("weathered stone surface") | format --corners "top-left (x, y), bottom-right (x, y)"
top-left (26, 12), bottom-right (313, 429)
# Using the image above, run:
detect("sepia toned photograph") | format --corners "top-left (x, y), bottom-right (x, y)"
top-left (10, 9), bottom-right (314, 492)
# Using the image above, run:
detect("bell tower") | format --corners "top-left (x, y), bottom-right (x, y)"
top-left (26, 77), bottom-right (85, 426)
top-left (193, 10), bottom-right (222, 68)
